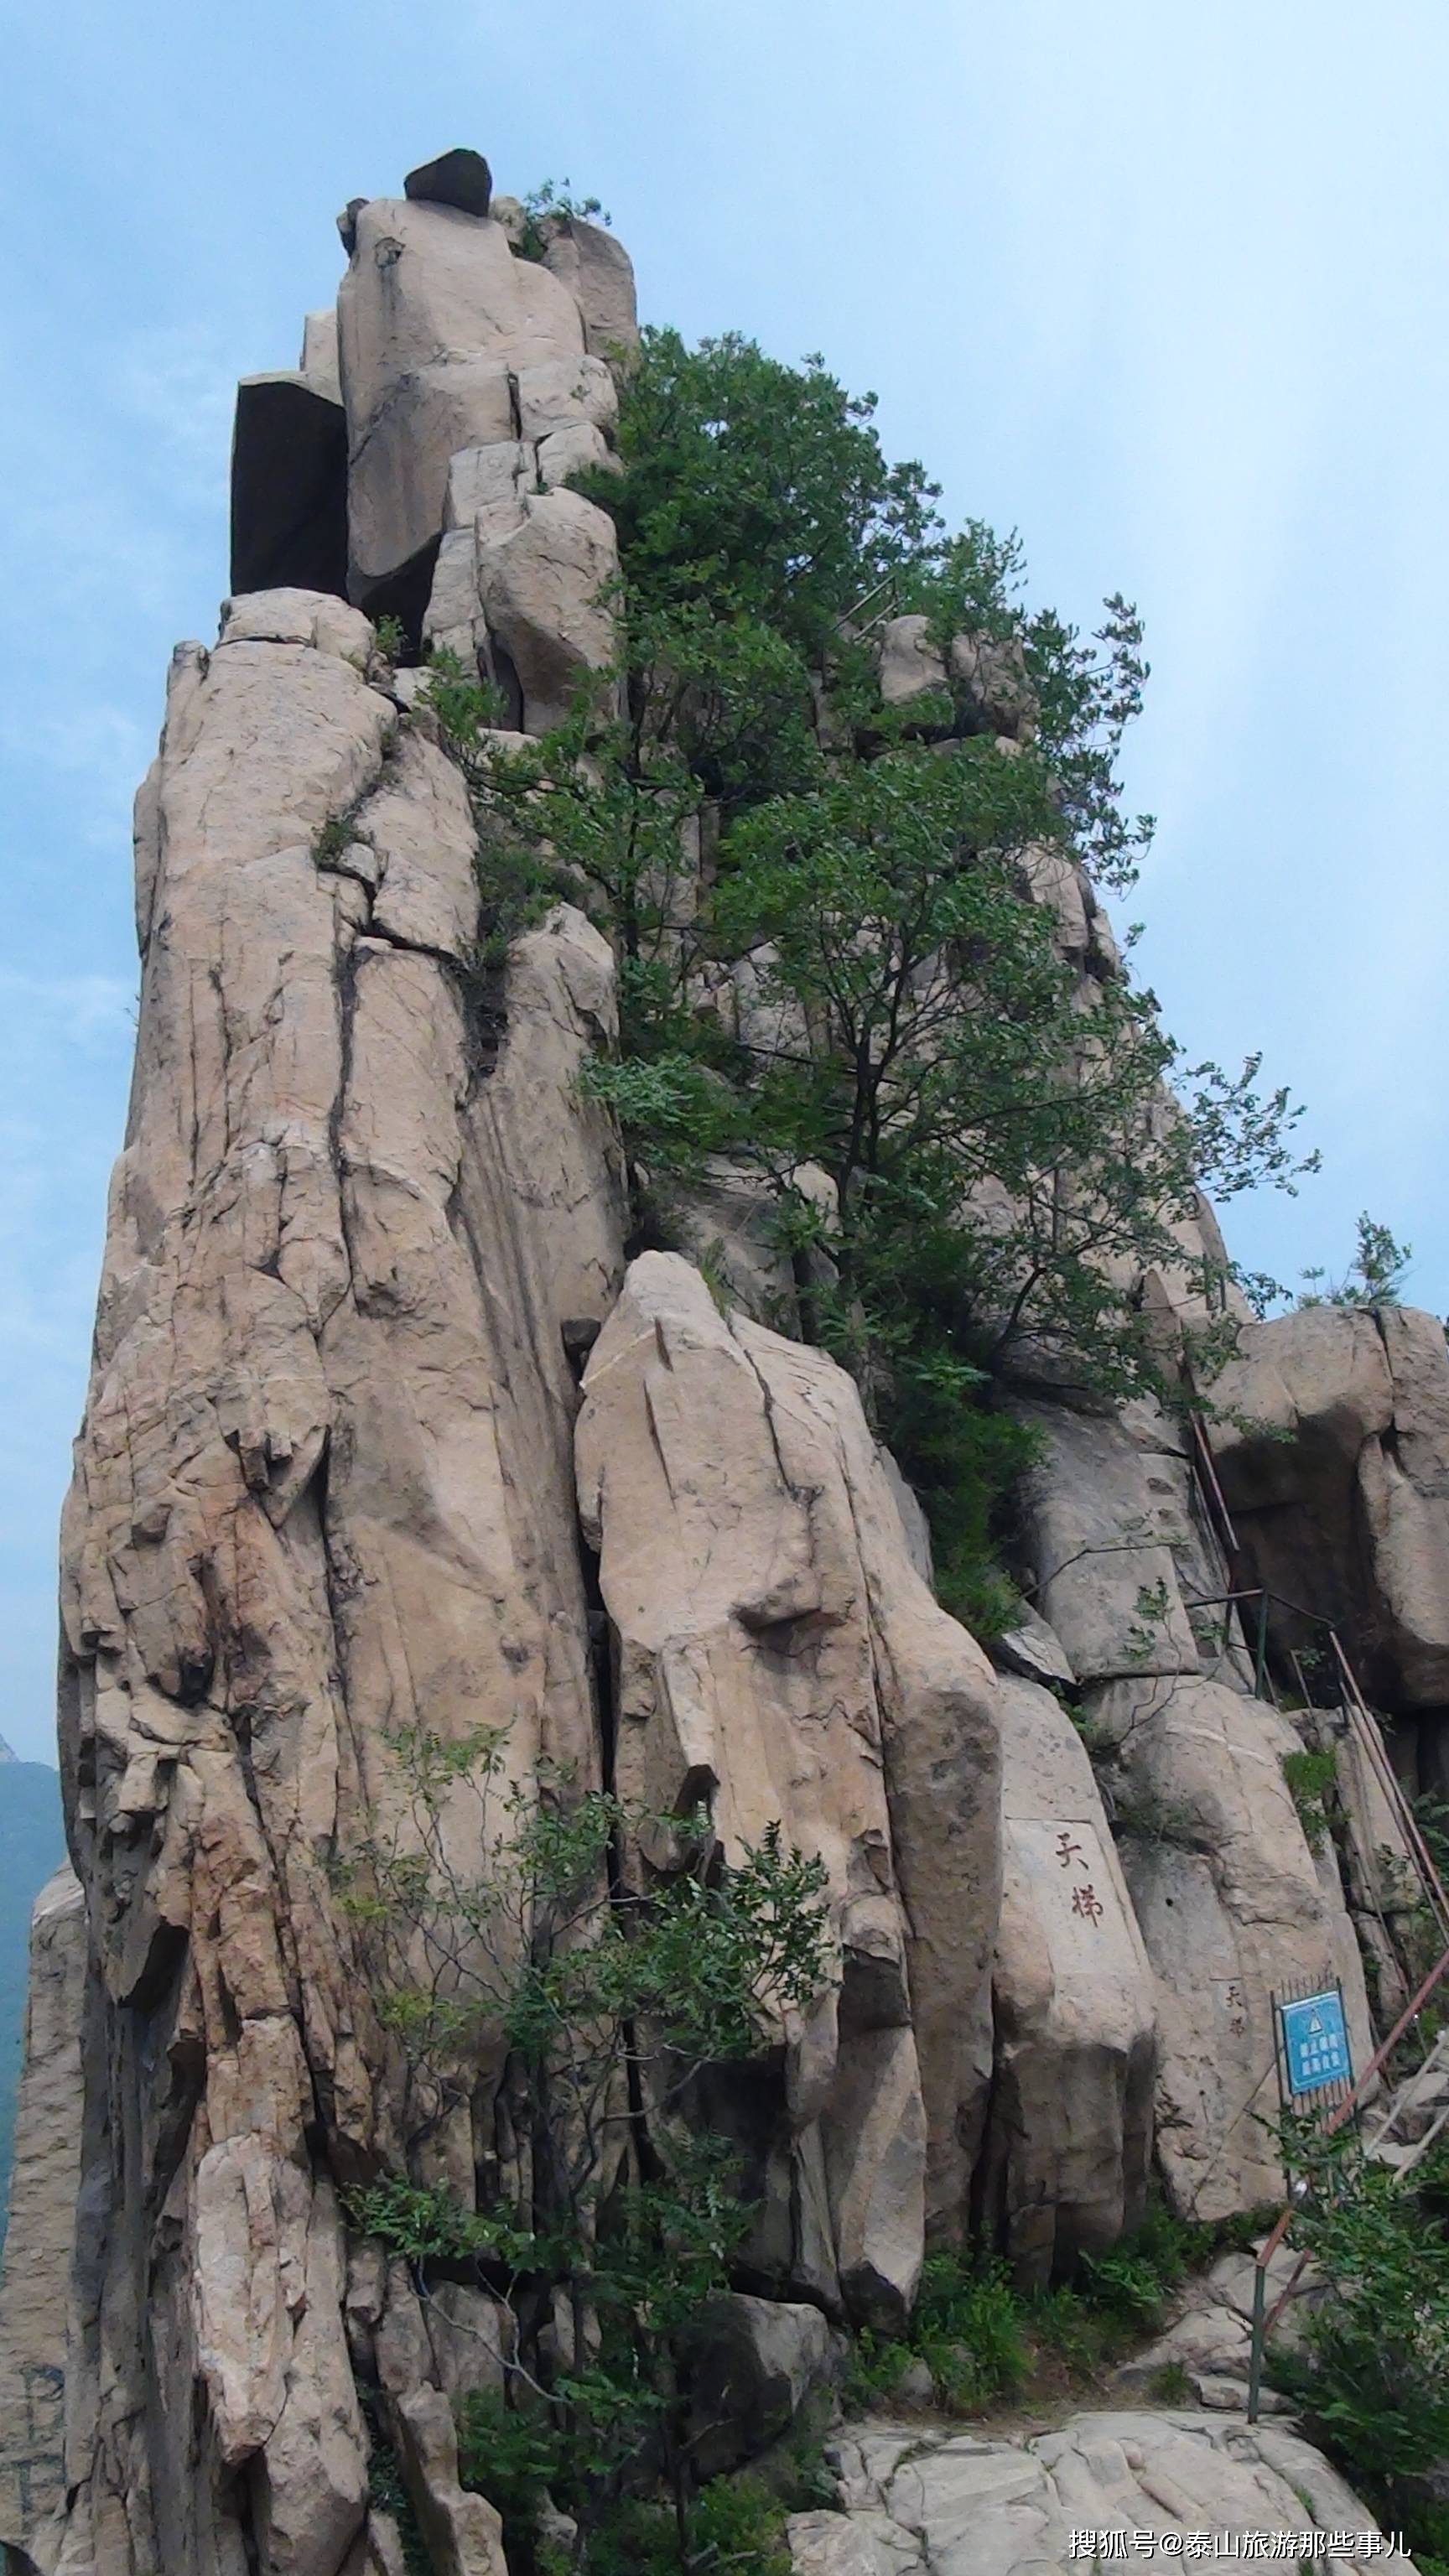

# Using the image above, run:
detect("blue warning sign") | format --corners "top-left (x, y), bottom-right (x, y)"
top-left (1280, 1988), bottom-right (1352, 2097)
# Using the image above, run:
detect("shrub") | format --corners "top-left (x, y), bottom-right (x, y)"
top-left (1274, 2118), bottom-right (1449, 2562)
top-left (342, 1743), bottom-right (829, 2573)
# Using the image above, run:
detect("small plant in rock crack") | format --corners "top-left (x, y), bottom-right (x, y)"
top-left (421, 647), bottom-right (510, 780)
top-left (338, 1724), bottom-right (829, 2573)
top-left (371, 612), bottom-right (408, 665)
top-left (1281, 1747), bottom-right (1340, 1851)
top-left (515, 178), bottom-right (612, 262)
top-left (1298, 1211), bottom-right (1413, 1311)
top-left (1124, 1577), bottom-right (1175, 1670)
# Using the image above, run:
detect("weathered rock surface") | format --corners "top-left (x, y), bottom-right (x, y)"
top-left (540, 214), bottom-right (640, 359)
top-left (47, 585), bottom-right (626, 2573)
top-left (821, 2413), bottom-right (1417, 2574)
top-left (338, 195), bottom-right (584, 595)
top-left (576, 1254), bottom-right (1004, 2296)
top-left (22, 149), bottom-right (1449, 2576)
top-left (1208, 1301), bottom-right (1449, 1711)
top-left (688, 2295), bottom-right (846, 2478)
top-left (471, 486), bottom-right (621, 732)
top-left (979, 1677), bottom-right (1156, 2282)
top-left (0, 1868), bottom-right (86, 2564)
top-left (1089, 1675), bottom-right (1373, 2217)
top-left (1016, 1403), bottom-right (1205, 1685)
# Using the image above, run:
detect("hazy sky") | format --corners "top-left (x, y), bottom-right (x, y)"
top-left (3, 0), bottom-right (1446, 1758)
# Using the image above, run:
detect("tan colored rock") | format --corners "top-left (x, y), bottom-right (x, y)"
top-left (474, 486), bottom-right (621, 733)
top-left (221, 589), bottom-right (375, 670)
top-left (376, 2267), bottom-right (506, 2576)
top-left (443, 440), bottom-right (535, 529)
top-left (338, 196), bottom-right (584, 590)
top-left (513, 352), bottom-right (617, 443)
top-left (787, 2509), bottom-right (925, 2576)
top-left (947, 629), bottom-right (1035, 740)
top-left (0, 1869), bottom-right (86, 2563)
top-left (354, 722), bottom-right (479, 958)
top-left (979, 1678), bottom-right (1156, 2283)
top-left (1019, 843), bottom-right (1089, 956)
top-left (423, 524), bottom-right (489, 666)
top-left (1016, 1403), bottom-right (1202, 1684)
top-left (836, 2410), bottom-right (1415, 2575)
top-left (349, 359), bottom-right (517, 596)
top-left (49, 593), bottom-right (626, 2573)
top-left (301, 309), bottom-right (342, 402)
top-left (576, 1254), bottom-right (1002, 2266)
top-left (1089, 1674), bottom-right (1373, 2218)
top-left (1207, 1302), bottom-right (1449, 1706)
top-left (541, 215), bottom-right (640, 358)
top-left (537, 418), bottom-right (617, 489)
top-left (876, 614), bottom-right (948, 709)
top-left (989, 1602), bottom-right (1075, 1690)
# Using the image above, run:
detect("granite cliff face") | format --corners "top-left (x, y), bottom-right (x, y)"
top-left (2, 147), bottom-right (1446, 2576)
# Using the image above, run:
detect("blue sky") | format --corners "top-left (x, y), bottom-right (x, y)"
top-left (3, 0), bottom-right (1446, 1758)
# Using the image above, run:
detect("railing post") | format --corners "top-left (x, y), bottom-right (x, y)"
top-left (1254, 1588), bottom-right (1270, 1702)
top-left (1247, 2258), bottom-right (1266, 2423)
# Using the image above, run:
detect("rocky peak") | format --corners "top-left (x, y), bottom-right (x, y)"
top-left (0, 151), bottom-right (1442, 2576)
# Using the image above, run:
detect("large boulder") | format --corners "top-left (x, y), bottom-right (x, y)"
top-left (337, 195), bottom-right (584, 595)
top-left (541, 215), bottom-right (640, 359)
top-left (1015, 1403), bottom-right (1205, 1685)
top-left (979, 1677), bottom-right (1156, 2284)
top-left (823, 2411), bottom-right (1416, 2573)
top-left (231, 314), bottom-right (347, 601)
top-left (1207, 1302), bottom-right (1449, 1711)
top-left (472, 486), bottom-right (621, 733)
top-left (1088, 1674), bottom-right (1374, 2218)
top-left (576, 1254), bottom-right (1003, 2282)
top-left (688, 2295), bottom-right (846, 2478)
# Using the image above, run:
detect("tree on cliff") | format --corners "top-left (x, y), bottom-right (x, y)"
top-left (457, 325), bottom-right (1314, 1629)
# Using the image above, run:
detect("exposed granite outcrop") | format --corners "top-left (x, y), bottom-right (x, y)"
top-left (8, 147), bottom-right (1449, 2576)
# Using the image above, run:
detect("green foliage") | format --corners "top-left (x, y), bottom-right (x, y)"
top-left (911, 2251), bottom-right (1031, 2411)
top-left (455, 2381), bottom-right (803, 2574)
top-left (359, 2388), bottom-right (432, 2576)
top-left (587, 326), bottom-right (943, 661)
top-left (575, 2474), bottom-right (794, 2576)
top-left (458, 325), bottom-right (1316, 1633)
top-left (456, 2388), bottom-right (565, 2537)
top-left (1299, 1212), bottom-right (1412, 1309)
top-left (371, 611), bottom-right (408, 664)
top-left (1146, 2361), bottom-right (1192, 2405)
top-left (1274, 2117), bottom-right (1449, 2559)
top-left (516, 178), bottom-right (612, 262)
top-left (420, 647), bottom-right (509, 776)
top-left (344, 1729), bottom-right (830, 2572)
top-left (1282, 1747), bottom-right (1340, 1849)
top-left (844, 2201), bottom-right (1249, 2422)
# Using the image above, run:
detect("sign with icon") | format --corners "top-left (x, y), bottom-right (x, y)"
top-left (1278, 1987), bottom-right (1352, 2097)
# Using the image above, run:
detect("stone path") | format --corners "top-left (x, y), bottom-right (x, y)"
top-left (790, 2412), bottom-right (1418, 2574)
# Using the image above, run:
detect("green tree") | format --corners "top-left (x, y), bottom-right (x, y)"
top-left (1299, 1211), bottom-right (1412, 1310)
top-left (442, 325), bottom-right (1317, 1632)
top-left (341, 1727), bottom-right (828, 2571)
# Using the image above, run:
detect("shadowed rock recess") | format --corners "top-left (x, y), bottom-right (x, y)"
top-left (2, 153), bottom-right (1444, 2576)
